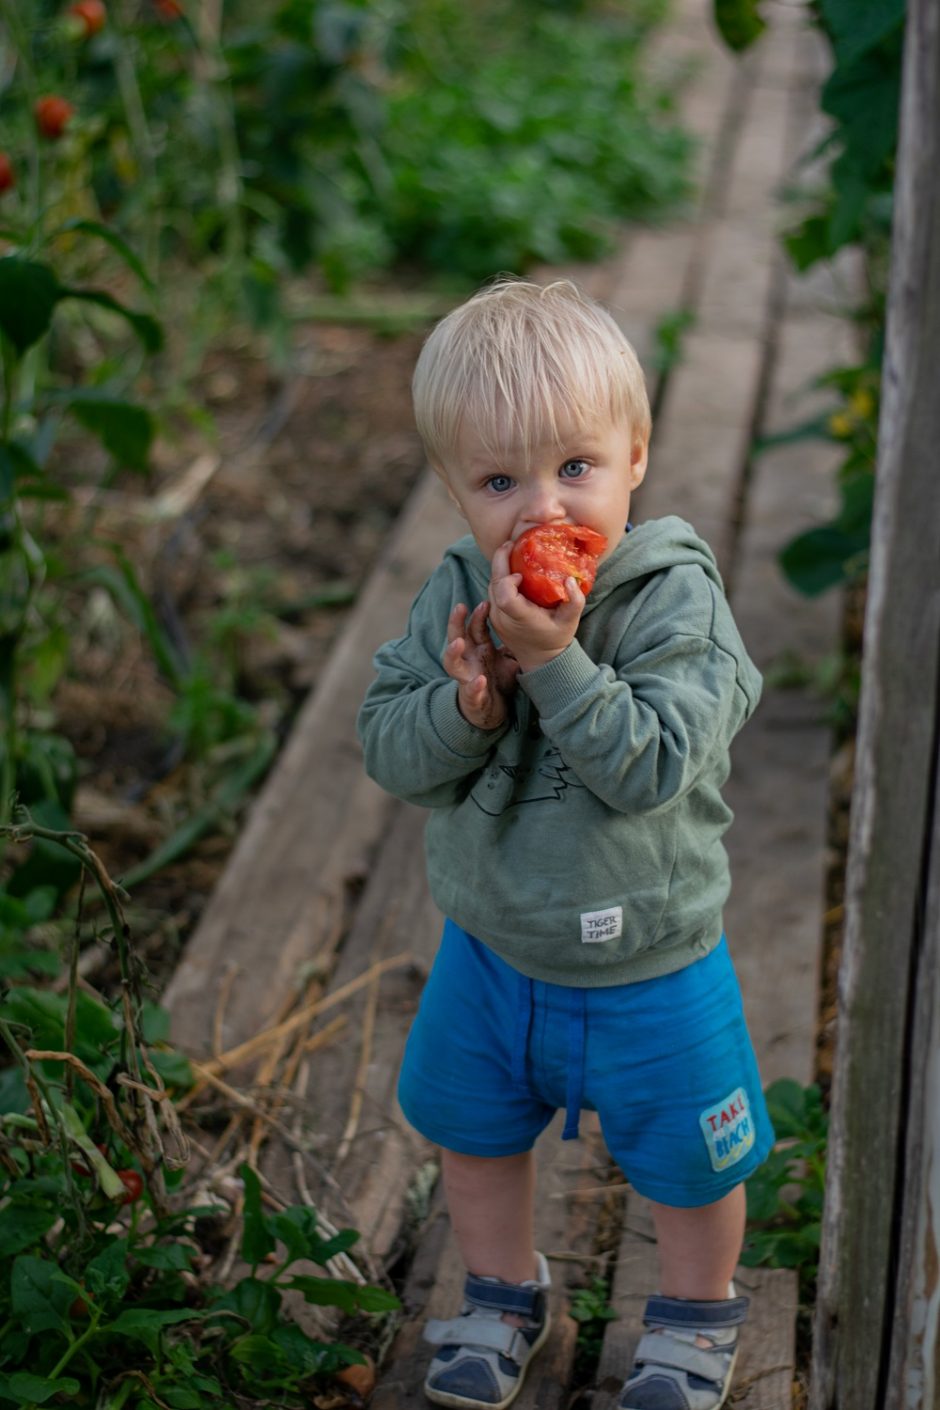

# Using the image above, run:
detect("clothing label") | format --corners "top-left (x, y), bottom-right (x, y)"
top-left (699, 1087), bottom-right (755, 1172)
top-left (580, 906), bottom-right (623, 944)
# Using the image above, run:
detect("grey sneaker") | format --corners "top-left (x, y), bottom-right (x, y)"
top-left (619, 1288), bottom-right (749, 1410)
top-left (423, 1252), bottom-right (551, 1409)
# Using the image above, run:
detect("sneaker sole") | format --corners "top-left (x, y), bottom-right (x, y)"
top-left (424, 1312), bottom-right (552, 1410)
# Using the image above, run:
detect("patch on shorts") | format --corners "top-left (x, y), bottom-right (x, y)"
top-left (699, 1087), bottom-right (755, 1172)
top-left (581, 905), bottom-right (622, 943)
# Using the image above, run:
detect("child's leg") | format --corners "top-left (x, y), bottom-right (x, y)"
top-left (424, 1148), bottom-right (551, 1407)
top-left (619, 1185), bottom-right (748, 1409)
top-left (648, 1184), bottom-right (746, 1300)
top-left (441, 1149), bottom-right (538, 1286)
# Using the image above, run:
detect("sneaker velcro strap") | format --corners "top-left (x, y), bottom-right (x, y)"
top-left (643, 1293), bottom-right (749, 1329)
top-left (464, 1274), bottom-right (543, 1319)
top-left (424, 1316), bottom-right (527, 1359)
top-left (633, 1332), bottom-right (728, 1385)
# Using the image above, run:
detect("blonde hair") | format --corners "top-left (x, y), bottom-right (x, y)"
top-left (412, 278), bottom-right (651, 473)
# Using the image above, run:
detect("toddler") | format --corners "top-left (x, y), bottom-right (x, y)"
top-left (357, 279), bottom-right (774, 1410)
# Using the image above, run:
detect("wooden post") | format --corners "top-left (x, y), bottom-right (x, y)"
top-left (810, 2), bottom-right (940, 1406)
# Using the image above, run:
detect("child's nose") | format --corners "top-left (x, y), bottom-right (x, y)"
top-left (524, 481), bottom-right (567, 523)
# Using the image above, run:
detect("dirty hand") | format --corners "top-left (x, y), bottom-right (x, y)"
top-left (488, 541), bottom-right (585, 672)
top-left (443, 600), bottom-right (521, 729)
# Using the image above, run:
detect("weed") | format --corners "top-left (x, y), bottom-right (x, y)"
top-left (742, 1079), bottom-right (827, 1302)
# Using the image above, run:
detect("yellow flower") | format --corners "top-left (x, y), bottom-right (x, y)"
top-left (849, 387), bottom-right (875, 421)
top-left (828, 412), bottom-right (853, 439)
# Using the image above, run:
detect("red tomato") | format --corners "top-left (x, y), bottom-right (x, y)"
top-left (153, 0), bottom-right (184, 18)
top-left (0, 153), bottom-right (14, 194)
top-left (35, 95), bottom-right (74, 140)
top-left (117, 1169), bottom-right (144, 1204)
top-left (509, 523), bottom-right (608, 607)
top-left (69, 0), bottom-right (107, 35)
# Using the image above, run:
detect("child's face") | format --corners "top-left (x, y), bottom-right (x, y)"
top-left (439, 415), bottom-right (648, 565)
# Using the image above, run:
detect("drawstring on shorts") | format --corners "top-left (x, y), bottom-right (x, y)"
top-left (511, 972), bottom-right (586, 1141)
top-left (562, 988), bottom-right (586, 1140)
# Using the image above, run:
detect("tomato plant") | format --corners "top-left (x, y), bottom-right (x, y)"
top-left (510, 524), bottom-right (608, 607)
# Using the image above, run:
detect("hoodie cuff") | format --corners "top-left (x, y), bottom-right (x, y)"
top-left (429, 680), bottom-right (509, 756)
top-left (518, 641), bottom-right (601, 717)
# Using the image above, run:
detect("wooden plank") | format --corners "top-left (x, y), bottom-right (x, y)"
top-left (163, 471), bottom-right (462, 1058)
top-left (284, 802), bottom-right (442, 1260)
top-left (811, 0), bottom-right (940, 1402)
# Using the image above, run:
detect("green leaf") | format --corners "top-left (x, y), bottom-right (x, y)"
top-left (228, 1332), bottom-right (292, 1375)
top-left (779, 522), bottom-right (869, 596)
top-left (51, 219), bottom-right (154, 290)
top-left (108, 1306), bottom-right (200, 1355)
top-left (819, 0), bottom-right (905, 68)
top-left (210, 1275), bottom-right (280, 1335)
top-left (355, 1283), bottom-right (401, 1313)
top-left (240, 1163), bottom-right (276, 1267)
top-left (146, 1044), bottom-right (194, 1090)
top-left (84, 551), bottom-right (186, 688)
top-left (67, 395), bottom-right (155, 473)
top-left (283, 1274), bottom-right (359, 1314)
top-left (58, 286), bottom-right (163, 353)
top-left (0, 1206), bottom-right (58, 1258)
top-left (712, 0), bottom-right (766, 52)
top-left (11, 1254), bottom-right (72, 1336)
top-left (134, 1241), bottom-right (196, 1272)
top-left (86, 1237), bottom-right (131, 1300)
top-left (4, 1372), bottom-right (81, 1404)
top-left (0, 259), bottom-right (61, 356)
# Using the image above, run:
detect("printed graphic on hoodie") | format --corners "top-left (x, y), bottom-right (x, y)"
top-left (469, 743), bottom-right (587, 816)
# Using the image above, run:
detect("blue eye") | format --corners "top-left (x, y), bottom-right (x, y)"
top-left (560, 459), bottom-right (589, 479)
top-left (487, 475), bottom-right (514, 493)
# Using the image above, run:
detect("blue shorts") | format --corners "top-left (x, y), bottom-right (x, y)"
top-left (399, 921), bottom-right (774, 1208)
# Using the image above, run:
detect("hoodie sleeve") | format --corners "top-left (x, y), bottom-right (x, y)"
top-left (357, 571), bottom-right (509, 808)
top-left (518, 573), bottom-right (760, 816)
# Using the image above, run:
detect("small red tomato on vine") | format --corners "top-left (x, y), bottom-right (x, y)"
top-left (35, 95), bottom-right (75, 140)
top-left (153, 0), bottom-right (183, 18)
top-left (0, 153), bottom-right (14, 194)
top-left (117, 1169), bottom-right (144, 1204)
top-left (68, 0), bottom-right (107, 36)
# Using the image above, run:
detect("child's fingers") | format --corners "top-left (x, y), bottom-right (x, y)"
top-left (558, 577), bottom-right (586, 620)
top-left (442, 636), bottom-right (472, 681)
top-left (447, 603), bottom-right (469, 645)
top-left (465, 600), bottom-right (490, 646)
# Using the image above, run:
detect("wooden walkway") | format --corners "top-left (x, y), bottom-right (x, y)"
top-left (163, 2), bottom-right (853, 1404)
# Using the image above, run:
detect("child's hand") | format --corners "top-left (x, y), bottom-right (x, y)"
top-left (443, 601), bottom-right (521, 729)
top-left (488, 541), bottom-right (585, 673)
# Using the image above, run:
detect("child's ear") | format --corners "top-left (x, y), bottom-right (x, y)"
top-left (629, 436), bottom-right (649, 489)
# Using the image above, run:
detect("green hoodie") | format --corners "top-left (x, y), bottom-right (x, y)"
top-left (357, 516), bottom-right (762, 986)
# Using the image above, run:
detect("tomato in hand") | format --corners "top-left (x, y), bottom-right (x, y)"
top-left (509, 523), bottom-right (607, 607)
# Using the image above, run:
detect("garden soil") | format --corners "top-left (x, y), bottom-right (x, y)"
top-left (45, 319), bottom-right (428, 992)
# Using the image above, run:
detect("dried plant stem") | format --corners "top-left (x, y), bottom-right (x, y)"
top-left (179, 951), bottom-right (413, 1101)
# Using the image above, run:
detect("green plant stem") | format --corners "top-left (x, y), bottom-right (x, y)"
top-left (111, 2), bottom-right (161, 281)
top-left (47, 1306), bottom-right (103, 1380)
top-left (0, 0), bottom-right (42, 233)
